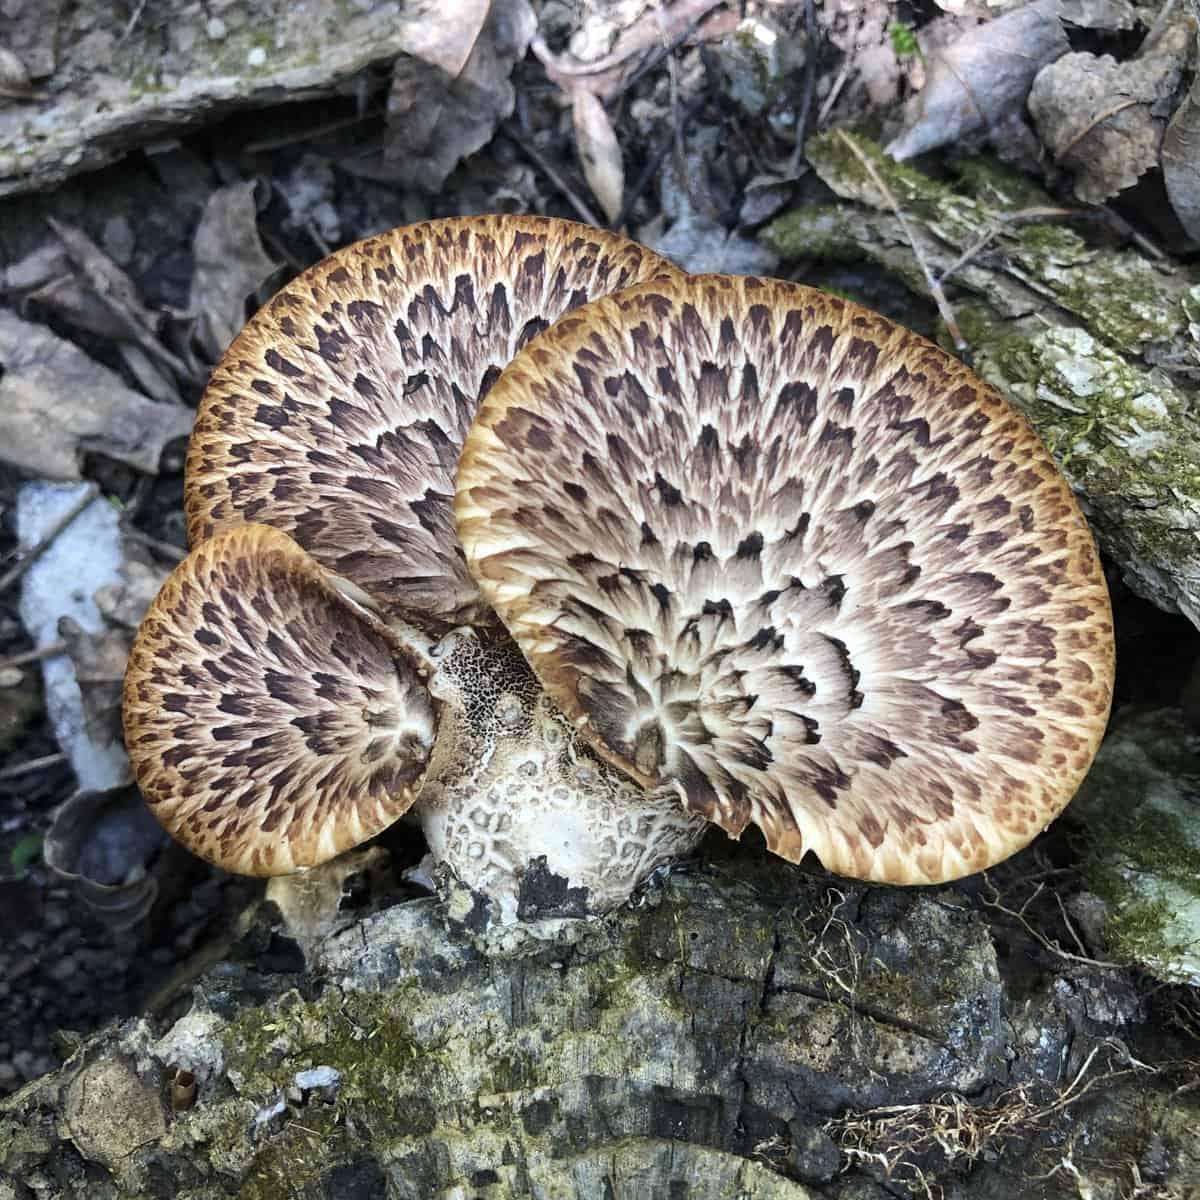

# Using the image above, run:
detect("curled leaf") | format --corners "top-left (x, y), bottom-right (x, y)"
top-left (573, 89), bottom-right (624, 224)
top-left (887, 0), bottom-right (1068, 161)
top-left (1163, 30), bottom-right (1200, 241)
top-left (1029, 21), bottom-right (1191, 204)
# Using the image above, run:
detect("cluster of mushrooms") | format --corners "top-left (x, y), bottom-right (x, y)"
top-left (124, 215), bottom-right (1115, 924)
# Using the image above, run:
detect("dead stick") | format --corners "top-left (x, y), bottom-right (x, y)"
top-left (0, 483), bottom-right (99, 595)
top-left (501, 127), bottom-right (603, 229)
top-left (0, 640), bottom-right (67, 670)
top-left (123, 528), bottom-right (186, 562)
top-left (0, 752), bottom-right (68, 781)
top-left (837, 131), bottom-right (966, 351)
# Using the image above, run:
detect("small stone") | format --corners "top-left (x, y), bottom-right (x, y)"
top-left (789, 1119), bottom-right (842, 1183)
top-left (246, 46), bottom-right (266, 67)
top-left (205, 17), bottom-right (227, 39)
top-left (0, 667), bottom-right (23, 688)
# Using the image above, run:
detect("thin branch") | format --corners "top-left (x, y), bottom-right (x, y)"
top-left (500, 127), bottom-right (603, 228)
top-left (0, 640), bottom-right (67, 670)
top-left (0, 483), bottom-right (99, 595)
top-left (122, 527), bottom-right (186, 562)
top-left (787, 0), bottom-right (819, 175)
top-left (0, 752), bottom-right (68, 782)
top-left (980, 874), bottom-right (1124, 971)
top-left (836, 131), bottom-right (966, 350)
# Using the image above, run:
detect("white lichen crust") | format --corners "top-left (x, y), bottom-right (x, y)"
top-left (417, 628), bottom-right (707, 923)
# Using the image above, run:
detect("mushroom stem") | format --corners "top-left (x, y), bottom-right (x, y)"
top-left (415, 627), bottom-right (707, 924)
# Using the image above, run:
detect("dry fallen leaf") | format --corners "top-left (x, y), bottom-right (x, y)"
top-left (0, 309), bottom-right (193, 479)
top-left (58, 615), bottom-right (129, 746)
top-left (887, 0), bottom-right (1068, 161)
top-left (384, 0), bottom-right (537, 192)
top-left (188, 181), bottom-right (278, 363)
top-left (397, 0), bottom-right (491, 76)
top-left (1163, 31), bottom-right (1200, 241)
top-left (532, 0), bottom-right (728, 100)
top-left (1029, 19), bottom-right (1191, 205)
top-left (0, 0), bottom-right (62, 79)
top-left (573, 89), bottom-right (624, 223)
top-left (0, 46), bottom-right (33, 100)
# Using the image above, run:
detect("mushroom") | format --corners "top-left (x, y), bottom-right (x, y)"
top-left (456, 273), bottom-right (1114, 885)
top-left (125, 223), bottom-right (1114, 924)
top-left (126, 215), bottom-right (704, 921)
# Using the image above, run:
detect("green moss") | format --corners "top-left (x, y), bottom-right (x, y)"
top-left (1072, 712), bottom-right (1200, 980)
top-left (209, 981), bottom-right (457, 1194)
top-left (761, 206), bottom-right (865, 262)
top-left (949, 157), bottom-right (1054, 210)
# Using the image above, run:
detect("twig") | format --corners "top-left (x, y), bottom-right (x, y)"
top-left (242, 111), bottom-right (384, 155)
top-left (0, 483), bottom-right (99, 595)
top-left (606, 13), bottom-right (707, 105)
top-left (0, 640), bottom-right (67, 670)
top-left (787, 0), bottom-right (819, 176)
top-left (122, 528), bottom-right (186, 562)
top-left (938, 204), bottom-right (1167, 287)
top-left (0, 752), bottom-right (68, 782)
top-left (120, 0), bottom-right (150, 42)
top-left (980, 873), bottom-right (1124, 970)
top-left (500, 127), bottom-right (603, 228)
top-left (1058, 99), bottom-right (1140, 161)
top-left (817, 55), bottom-right (852, 128)
top-left (836, 131), bottom-right (966, 350)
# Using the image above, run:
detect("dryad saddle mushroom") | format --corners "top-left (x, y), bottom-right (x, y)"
top-left (124, 215), bottom-right (1115, 923)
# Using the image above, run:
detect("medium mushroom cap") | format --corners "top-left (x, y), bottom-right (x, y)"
top-left (123, 523), bottom-right (437, 875)
top-left (186, 215), bottom-right (681, 632)
top-left (456, 273), bottom-right (1115, 884)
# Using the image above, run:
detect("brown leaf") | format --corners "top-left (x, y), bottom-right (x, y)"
top-left (1162, 29), bottom-right (1200, 241)
top-left (398, 0), bottom-right (491, 76)
top-left (0, 46), bottom-right (32, 98)
top-left (1029, 20), bottom-right (1191, 204)
top-left (573, 89), bottom-right (624, 224)
top-left (57, 615), bottom-right (129, 746)
top-left (383, 0), bottom-right (537, 192)
top-left (0, 309), bottom-right (193, 479)
top-left (188, 181), bottom-right (278, 363)
top-left (887, 0), bottom-right (1069, 161)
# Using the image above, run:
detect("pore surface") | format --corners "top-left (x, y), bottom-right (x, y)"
top-left (457, 274), bottom-right (1114, 884)
top-left (186, 216), bottom-right (678, 631)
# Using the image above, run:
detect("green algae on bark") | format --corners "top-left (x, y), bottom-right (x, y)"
top-left (763, 132), bottom-right (1200, 628)
top-left (1069, 708), bottom-right (1200, 985)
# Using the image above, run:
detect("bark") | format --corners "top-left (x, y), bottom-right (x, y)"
top-left (2, 849), bottom-right (1196, 1199)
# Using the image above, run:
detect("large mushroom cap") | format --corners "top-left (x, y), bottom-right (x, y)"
top-left (186, 215), bottom-right (680, 632)
top-left (456, 274), bottom-right (1115, 884)
top-left (123, 523), bottom-right (437, 875)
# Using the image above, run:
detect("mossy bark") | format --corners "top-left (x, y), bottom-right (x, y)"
top-left (2, 850), bottom-right (1196, 1198)
top-left (763, 133), bottom-right (1200, 628)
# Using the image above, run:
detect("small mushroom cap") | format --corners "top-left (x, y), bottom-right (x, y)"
top-left (456, 274), bottom-right (1115, 884)
top-left (123, 523), bottom-right (437, 875)
top-left (186, 215), bottom-right (680, 632)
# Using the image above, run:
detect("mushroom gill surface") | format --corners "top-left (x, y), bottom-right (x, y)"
top-left (123, 524), bottom-right (437, 876)
top-left (185, 215), bottom-right (681, 632)
top-left (456, 273), bottom-right (1116, 885)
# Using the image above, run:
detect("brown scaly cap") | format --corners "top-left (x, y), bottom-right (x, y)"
top-left (123, 523), bottom-right (437, 876)
top-left (456, 274), bottom-right (1115, 885)
top-left (186, 215), bottom-right (681, 632)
